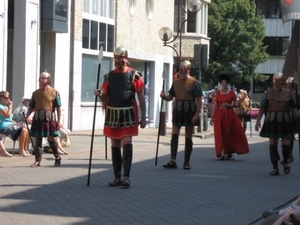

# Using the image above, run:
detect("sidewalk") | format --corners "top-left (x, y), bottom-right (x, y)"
top-left (0, 124), bottom-right (299, 225)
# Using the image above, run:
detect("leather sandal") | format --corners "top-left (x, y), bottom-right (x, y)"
top-left (30, 161), bottom-right (41, 168)
top-left (283, 164), bottom-right (290, 174)
top-left (109, 178), bottom-right (122, 187)
top-left (163, 161), bottom-right (177, 169)
top-left (269, 169), bottom-right (279, 176)
top-left (183, 163), bottom-right (191, 170)
top-left (121, 177), bottom-right (130, 187)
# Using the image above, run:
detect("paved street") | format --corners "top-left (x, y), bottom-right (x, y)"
top-left (0, 122), bottom-right (300, 225)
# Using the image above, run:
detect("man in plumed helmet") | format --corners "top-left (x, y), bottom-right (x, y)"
top-left (94, 46), bottom-right (146, 188)
top-left (160, 60), bottom-right (203, 170)
top-left (25, 70), bottom-right (63, 167)
top-left (255, 72), bottom-right (299, 175)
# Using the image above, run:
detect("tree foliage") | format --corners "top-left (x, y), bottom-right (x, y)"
top-left (202, 0), bottom-right (269, 88)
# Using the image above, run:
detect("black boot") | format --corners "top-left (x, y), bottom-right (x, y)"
top-left (183, 137), bottom-right (193, 170)
top-left (163, 134), bottom-right (179, 169)
top-left (48, 140), bottom-right (61, 166)
top-left (122, 144), bottom-right (132, 187)
top-left (30, 137), bottom-right (43, 167)
top-left (109, 146), bottom-right (122, 186)
top-left (269, 145), bottom-right (279, 175)
top-left (282, 144), bottom-right (292, 174)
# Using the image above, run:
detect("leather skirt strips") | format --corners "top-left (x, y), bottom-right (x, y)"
top-left (105, 106), bottom-right (136, 128)
top-left (173, 100), bottom-right (199, 127)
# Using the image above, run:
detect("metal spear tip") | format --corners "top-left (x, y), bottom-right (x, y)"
top-left (162, 68), bottom-right (167, 79)
top-left (98, 46), bottom-right (104, 63)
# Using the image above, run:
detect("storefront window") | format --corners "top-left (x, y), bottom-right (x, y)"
top-left (81, 55), bottom-right (112, 102)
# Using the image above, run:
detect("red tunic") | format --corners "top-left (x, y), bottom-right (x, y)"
top-left (101, 67), bottom-right (144, 139)
top-left (213, 90), bottom-right (249, 156)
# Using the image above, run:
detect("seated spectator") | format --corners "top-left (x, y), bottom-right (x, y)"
top-left (12, 96), bottom-right (31, 123)
top-left (261, 196), bottom-right (300, 225)
top-left (0, 135), bottom-right (12, 157)
top-left (0, 91), bottom-right (30, 157)
top-left (261, 207), bottom-right (300, 225)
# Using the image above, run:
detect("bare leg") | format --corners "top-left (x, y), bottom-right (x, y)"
top-left (18, 128), bottom-right (30, 157)
top-left (0, 140), bottom-right (12, 157)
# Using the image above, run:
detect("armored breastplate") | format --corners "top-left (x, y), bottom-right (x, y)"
top-left (266, 89), bottom-right (292, 112)
top-left (107, 70), bottom-right (135, 107)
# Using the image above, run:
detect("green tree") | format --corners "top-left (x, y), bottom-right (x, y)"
top-left (202, 0), bottom-right (269, 88)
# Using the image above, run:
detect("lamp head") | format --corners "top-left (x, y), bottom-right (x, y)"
top-left (187, 0), bottom-right (203, 13)
top-left (159, 27), bottom-right (173, 42)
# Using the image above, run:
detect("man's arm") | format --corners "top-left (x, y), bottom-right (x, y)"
top-left (137, 90), bottom-right (146, 128)
top-left (56, 106), bottom-right (62, 126)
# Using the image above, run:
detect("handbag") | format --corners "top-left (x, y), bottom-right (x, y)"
top-left (61, 135), bottom-right (71, 147)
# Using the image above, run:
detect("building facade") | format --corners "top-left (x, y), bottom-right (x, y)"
top-left (0, 0), bottom-right (210, 131)
top-left (252, 0), bottom-right (293, 101)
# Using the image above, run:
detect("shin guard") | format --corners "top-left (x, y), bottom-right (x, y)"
top-left (170, 134), bottom-right (179, 160)
top-left (282, 144), bottom-right (292, 164)
top-left (184, 138), bottom-right (193, 164)
top-left (33, 137), bottom-right (43, 162)
top-left (48, 140), bottom-right (59, 158)
top-left (111, 146), bottom-right (122, 179)
top-left (269, 145), bottom-right (280, 169)
top-left (122, 144), bottom-right (132, 178)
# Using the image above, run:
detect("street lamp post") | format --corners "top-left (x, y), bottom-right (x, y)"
top-left (158, 0), bottom-right (203, 66)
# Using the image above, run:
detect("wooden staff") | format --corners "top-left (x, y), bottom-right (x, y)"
top-left (155, 70), bottom-right (166, 166)
top-left (87, 47), bottom-right (103, 186)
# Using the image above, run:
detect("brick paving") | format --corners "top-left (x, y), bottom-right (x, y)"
top-left (0, 123), bottom-right (299, 225)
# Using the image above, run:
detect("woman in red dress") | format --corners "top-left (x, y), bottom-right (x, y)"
top-left (210, 73), bottom-right (249, 160)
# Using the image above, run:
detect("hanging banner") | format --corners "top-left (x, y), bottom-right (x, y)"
top-left (280, 0), bottom-right (300, 23)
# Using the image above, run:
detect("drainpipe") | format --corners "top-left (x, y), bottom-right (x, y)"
top-left (68, 0), bottom-right (75, 130)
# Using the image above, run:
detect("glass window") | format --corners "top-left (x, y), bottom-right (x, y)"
top-left (100, 0), bottom-right (106, 17)
top-left (83, 0), bottom-right (89, 13)
top-left (81, 55), bottom-right (112, 102)
top-left (174, 0), bottom-right (197, 33)
top-left (99, 22), bottom-right (106, 51)
top-left (264, 37), bottom-right (289, 56)
top-left (82, 19), bottom-right (90, 49)
top-left (255, 0), bottom-right (281, 18)
top-left (187, 12), bottom-right (196, 32)
top-left (256, 0), bottom-right (266, 17)
top-left (55, 0), bottom-right (68, 18)
top-left (107, 24), bottom-right (114, 52)
top-left (269, 0), bottom-right (280, 18)
top-left (253, 74), bottom-right (272, 93)
top-left (108, 0), bottom-right (115, 19)
top-left (92, 0), bottom-right (98, 15)
top-left (90, 21), bottom-right (98, 50)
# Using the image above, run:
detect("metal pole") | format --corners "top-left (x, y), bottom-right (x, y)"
top-left (198, 44), bottom-right (202, 133)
